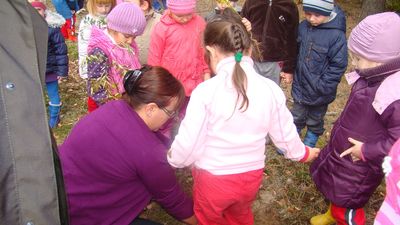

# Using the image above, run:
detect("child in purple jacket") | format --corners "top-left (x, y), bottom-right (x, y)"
top-left (310, 12), bottom-right (400, 225)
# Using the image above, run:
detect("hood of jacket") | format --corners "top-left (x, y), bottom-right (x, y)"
top-left (46, 10), bottom-right (65, 28)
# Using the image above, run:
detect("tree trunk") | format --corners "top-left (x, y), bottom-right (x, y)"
top-left (359, 0), bottom-right (386, 21)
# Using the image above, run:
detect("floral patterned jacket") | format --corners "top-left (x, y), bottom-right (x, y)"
top-left (87, 27), bottom-right (141, 106)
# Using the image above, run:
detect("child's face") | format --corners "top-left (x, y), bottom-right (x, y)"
top-left (124, 0), bottom-right (150, 13)
top-left (111, 31), bottom-right (136, 47)
top-left (349, 51), bottom-right (381, 70)
top-left (95, 2), bottom-right (113, 17)
top-left (34, 7), bottom-right (45, 18)
top-left (216, 2), bottom-right (231, 10)
top-left (304, 11), bottom-right (329, 26)
top-left (170, 12), bottom-right (193, 24)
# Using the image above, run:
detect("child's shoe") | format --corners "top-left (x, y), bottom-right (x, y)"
top-left (310, 203), bottom-right (336, 225)
top-left (304, 130), bottom-right (319, 147)
top-left (48, 102), bottom-right (62, 128)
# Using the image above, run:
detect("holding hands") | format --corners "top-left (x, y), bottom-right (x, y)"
top-left (304, 146), bottom-right (321, 163)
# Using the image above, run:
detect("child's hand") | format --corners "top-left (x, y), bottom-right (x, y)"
top-left (241, 18), bottom-right (252, 32)
top-left (304, 147), bottom-right (320, 163)
top-left (340, 137), bottom-right (364, 162)
top-left (203, 73), bottom-right (211, 81)
top-left (280, 72), bottom-right (293, 84)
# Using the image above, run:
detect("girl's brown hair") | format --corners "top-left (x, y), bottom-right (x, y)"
top-left (87, 0), bottom-right (116, 15)
top-left (122, 65), bottom-right (185, 111)
top-left (204, 19), bottom-right (253, 111)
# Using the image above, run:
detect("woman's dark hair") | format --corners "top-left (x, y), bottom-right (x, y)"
top-left (204, 20), bottom-right (253, 111)
top-left (122, 65), bottom-right (185, 111)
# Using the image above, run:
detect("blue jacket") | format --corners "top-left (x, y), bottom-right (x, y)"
top-left (292, 6), bottom-right (348, 106)
top-left (46, 11), bottom-right (68, 82)
top-left (51, 0), bottom-right (79, 19)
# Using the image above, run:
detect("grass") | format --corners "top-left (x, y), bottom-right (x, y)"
top-left (52, 0), bottom-right (387, 224)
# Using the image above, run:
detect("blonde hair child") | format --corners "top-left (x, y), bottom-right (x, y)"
top-left (78, 0), bottom-right (116, 79)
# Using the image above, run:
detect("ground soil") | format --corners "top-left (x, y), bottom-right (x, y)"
top-left (53, 0), bottom-right (385, 224)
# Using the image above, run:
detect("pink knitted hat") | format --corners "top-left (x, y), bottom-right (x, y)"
top-left (167, 0), bottom-right (196, 14)
top-left (349, 12), bottom-right (400, 63)
top-left (107, 2), bottom-right (146, 36)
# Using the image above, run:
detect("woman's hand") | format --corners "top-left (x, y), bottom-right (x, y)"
top-left (340, 137), bottom-right (364, 162)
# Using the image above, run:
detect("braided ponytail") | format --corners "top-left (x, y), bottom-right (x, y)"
top-left (231, 23), bottom-right (249, 111)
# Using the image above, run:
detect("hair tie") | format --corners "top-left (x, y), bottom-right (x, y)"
top-left (123, 65), bottom-right (152, 95)
top-left (235, 52), bottom-right (243, 62)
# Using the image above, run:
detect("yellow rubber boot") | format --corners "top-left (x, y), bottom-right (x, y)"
top-left (310, 203), bottom-right (336, 225)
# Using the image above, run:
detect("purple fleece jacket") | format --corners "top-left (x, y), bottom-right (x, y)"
top-left (59, 100), bottom-right (193, 225)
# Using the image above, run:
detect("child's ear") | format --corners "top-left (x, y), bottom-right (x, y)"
top-left (205, 45), bottom-right (216, 58)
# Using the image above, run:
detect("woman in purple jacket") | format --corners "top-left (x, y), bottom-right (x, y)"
top-left (310, 12), bottom-right (400, 225)
top-left (59, 65), bottom-right (197, 225)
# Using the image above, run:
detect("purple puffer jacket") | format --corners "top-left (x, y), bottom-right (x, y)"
top-left (310, 58), bottom-right (400, 209)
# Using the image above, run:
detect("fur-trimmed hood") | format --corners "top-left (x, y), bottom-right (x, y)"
top-left (46, 10), bottom-right (65, 28)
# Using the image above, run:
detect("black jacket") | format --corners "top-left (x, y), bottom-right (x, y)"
top-left (242, 0), bottom-right (299, 74)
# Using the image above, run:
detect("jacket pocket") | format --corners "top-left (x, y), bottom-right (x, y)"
top-left (308, 44), bottom-right (328, 74)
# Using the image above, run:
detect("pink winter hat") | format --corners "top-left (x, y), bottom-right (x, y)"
top-left (349, 12), bottom-right (400, 63)
top-left (107, 2), bottom-right (146, 36)
top-left (167, 0), bottom-right (196, 14)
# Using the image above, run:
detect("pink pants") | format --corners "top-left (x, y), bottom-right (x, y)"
top-left (192, 168), bottom-right (263, 225)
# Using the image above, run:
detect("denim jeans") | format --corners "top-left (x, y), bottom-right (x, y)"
top-left (46, 81), bottom-right (60, 105)
top-left (291, 102), bottom-right (328, 135)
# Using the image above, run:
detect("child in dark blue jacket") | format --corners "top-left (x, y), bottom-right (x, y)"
top-left (31, 1), bottom-right (69, 128)
top-left (291, 0), bottom-right (348, 147)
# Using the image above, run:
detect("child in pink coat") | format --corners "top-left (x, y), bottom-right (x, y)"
top-left (86, 3), bottom-right (146, 111)
top-left (148, 0), bottom-right (210, 139)
top-left (375, 138), bottom-right (400, 225)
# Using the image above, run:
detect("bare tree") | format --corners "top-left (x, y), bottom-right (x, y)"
top-left (359, 0), bottom-right (386, 21)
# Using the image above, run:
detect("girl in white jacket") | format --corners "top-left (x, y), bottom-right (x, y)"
top-left (168, 18), bottom-right (320, 225)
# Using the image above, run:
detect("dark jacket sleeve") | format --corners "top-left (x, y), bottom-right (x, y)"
top-left (315, 32), bottom-right (348, 96)
top-left (363, 100), bottom-right (400, 171)
top-left (50, 28), bottom-right (69, 77)
top-left (136, 143), bottom-right (194, 221)
top-left (241, 1), bottom-right (248, 17)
